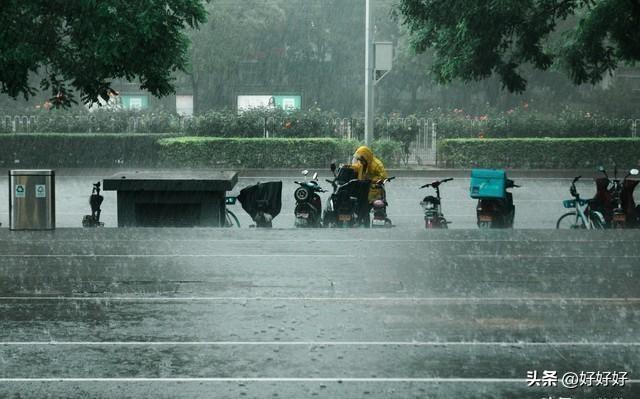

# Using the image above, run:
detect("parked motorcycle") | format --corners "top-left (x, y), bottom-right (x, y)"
top-left (82, 182), bottom-right (104, 227)
top-left (596, 165), bottom-right (640, 228)
top-left (323, 163), bottom-right (371, 228)
top-left (370, 177), bottom-right (395, 228)
top-left (294, 170), bottom-right (326, 227)
top-left (420, 178), bottom-right (453, 229)
top-left (470, 169), bottom-right (520, 229)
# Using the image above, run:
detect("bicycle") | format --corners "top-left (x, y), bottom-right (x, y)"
top-left (224, 196), bottom-right (241, 227)
top-left (556, 176), bottom-right (605, 229)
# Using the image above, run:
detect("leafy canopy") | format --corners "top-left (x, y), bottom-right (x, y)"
top-left (0, 0), bottom-right (207, 107)
top-left (396, 0), bottom-right (640, 92)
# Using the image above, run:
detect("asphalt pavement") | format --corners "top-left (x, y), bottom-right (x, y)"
top-left (0, 170), bottom-right (638, 398)
top-left (1, 227), bottom-right (639, 398)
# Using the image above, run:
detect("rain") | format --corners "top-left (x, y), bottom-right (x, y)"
top-left (1, 1), bottom-right (639, 398)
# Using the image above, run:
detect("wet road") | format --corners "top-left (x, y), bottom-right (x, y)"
top-left (2, 169), bottom-right (637, 229)
top-left (1, 228), bottom-right (639, 398)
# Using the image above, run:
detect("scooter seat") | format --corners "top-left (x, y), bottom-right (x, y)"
top-left (422, 195), bottom-right (440, 205)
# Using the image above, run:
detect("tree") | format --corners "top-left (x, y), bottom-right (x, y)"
top-left (396, 0), bottom-right (640, 92)
top-left (185, 0), bottom-right (287, 112)
top-left (0, 0), bottom-right (207, 107)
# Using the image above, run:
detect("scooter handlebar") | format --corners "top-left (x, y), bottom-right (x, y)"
top-left (420, 178), bottom-right (453, 189)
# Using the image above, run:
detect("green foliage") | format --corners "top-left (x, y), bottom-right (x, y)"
top-left (185, 108), bottom-right (341, 137)
top-left (0, 133), bottom-right (176, 168)
top-left (407, 107), bottom-right (635, 138)
top-left (0, 109), bottom-right (185, 133)
top-left (397, 0), bottom-right (640, 92)
top-left (0, 0), bottom-right (207, 107)
top-left (158, 137), bottom-right (359, 168)
top-left (439, 138), bottom-right (640, 169)
top-left (371, 140), bottom-right (403, 167)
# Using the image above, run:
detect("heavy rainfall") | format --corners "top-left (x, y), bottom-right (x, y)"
top-left (0, 1), bottom-right (639, 398)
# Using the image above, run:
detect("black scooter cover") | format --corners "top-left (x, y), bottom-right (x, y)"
top-left (237, 181), bottom-right (283, 220)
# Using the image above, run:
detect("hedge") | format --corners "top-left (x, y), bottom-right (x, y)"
top-left (158, 137), bottom-right (360, 168)
top-left (0, 133), bottom-right (178, 168)
top-left (438, 138), bottom-right (640, 169)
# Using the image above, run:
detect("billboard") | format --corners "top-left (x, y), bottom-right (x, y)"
top-left (237, 95), bottom-right (301, 112)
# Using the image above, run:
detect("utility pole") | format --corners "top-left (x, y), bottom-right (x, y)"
top-left (364, 0), bottom-right (374, 146)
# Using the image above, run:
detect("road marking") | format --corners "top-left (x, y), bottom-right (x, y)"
top-left (2, 341), bottom-right (639, 347)
top-left (1, 253), bottom-right (352, 258)
top-left (1, 254), bottom-right (638, 260)
top-left (1, 296), bottom-right (638, 303)
top-left (1, 377), bottom-right (638, 384)
top-left (1, 238), bottom-right (637, 243)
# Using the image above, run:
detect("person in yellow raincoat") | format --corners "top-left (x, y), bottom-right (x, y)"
top-left (350, 145), bottom-right (388, 203)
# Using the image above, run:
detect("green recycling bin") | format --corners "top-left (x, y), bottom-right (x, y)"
top-left (9, 170), bottom-right (55, 230)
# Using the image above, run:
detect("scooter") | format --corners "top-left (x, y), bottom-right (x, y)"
top-left (470, 169), bottom-right (520, 229)
top-left (420, 178), bottom-right (453, 229)
top-left (294, 170), bottom-right (325, 227)
top-left (82, 182), bottom-right (104, 227)
top-left (323, 163), bottom-right (370, 228)
top-left (596, 165), bottom-right (640, 228)
top-left (370, 177), bottom-right (395, 228)
top-left (237, 181), bottom-right (283, 228)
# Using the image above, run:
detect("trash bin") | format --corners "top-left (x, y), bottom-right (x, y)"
top-left (9, 170), bottom-right (55, 230)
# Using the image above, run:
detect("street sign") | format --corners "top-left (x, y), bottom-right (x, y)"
top-left (375, 42), bottom-right (393, 72)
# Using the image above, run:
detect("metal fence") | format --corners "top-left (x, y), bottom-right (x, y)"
top-left (330, 116), bottom-right (438, 166)
top-left (0, 114), bottom-right (190, 133)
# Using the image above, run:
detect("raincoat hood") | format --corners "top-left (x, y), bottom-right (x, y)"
top-left (354, 146), bottom-right (374, 165)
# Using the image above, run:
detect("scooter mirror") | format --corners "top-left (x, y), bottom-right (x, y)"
top-left (302, 170), bottom-right (309, 176)
top-left (598, 166), bottom-right (605, 172)
top-left (631, 169), bottom-right (639, 176)
top-left (313, 172), bottom-right (318, 180)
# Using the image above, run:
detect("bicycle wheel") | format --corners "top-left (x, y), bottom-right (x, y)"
top-left (225, 209), bottom-right (240, 227)
top-left (556, 212), bottom-right (585, 229)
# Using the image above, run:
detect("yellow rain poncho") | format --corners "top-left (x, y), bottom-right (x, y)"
top-left (350, 146), bottom-right (388, 202)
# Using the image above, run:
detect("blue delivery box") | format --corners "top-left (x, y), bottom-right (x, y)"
top-left (470, 169), bottom-right (507, 199)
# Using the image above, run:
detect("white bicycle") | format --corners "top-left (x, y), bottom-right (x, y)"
top-left (556, 176), bottom-right (605, 229)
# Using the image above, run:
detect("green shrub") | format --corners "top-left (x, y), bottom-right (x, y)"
top-left (158, 137), bottom-right (359, 168)
top-left (0, 133), bottom-right (177, 167)
top-left (185, 108), bottom-right (343, 138)
top-left (0, 109), bottom-right (184, 133)
top-left (438, 138), bottom-right (640, 169)
top-left (371, 140), bottom-right (403, 167)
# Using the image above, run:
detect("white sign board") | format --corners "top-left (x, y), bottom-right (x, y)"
top-left (35, 184), bottom-right (46, 198)
top-left (176, 95), bottom-right (194, 117)
top-left (15, 184), bottom-right (25, 198)
top-left (237, 95), bottom-right (275, 111)
top-left (375, 42), bottom-right (393, 71)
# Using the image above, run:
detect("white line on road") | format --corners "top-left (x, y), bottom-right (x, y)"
top-left (0, 377), bottom-right (553, 383)
top-left (2, 341), bottom-right (639, 347)
top-left (0, 254), bottom-right (353, 258)
top-left (1, 296), bottom-right (638, 303)
top-left (1, 254), bottom-right (638, 259)
top-left (1, 377), bottom-right (638, 384)
top-left (2, 239), bottom-right (638, 244)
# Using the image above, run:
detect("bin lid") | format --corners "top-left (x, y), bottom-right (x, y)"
top-left (10, 169), bottom-right (54, 176)
top-left (470, 169), bottom-right (506, 180)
